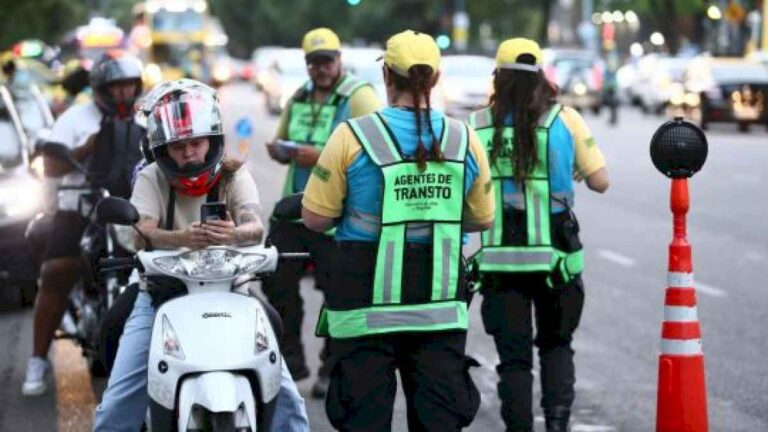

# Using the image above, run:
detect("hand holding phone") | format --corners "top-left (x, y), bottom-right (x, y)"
top-left (200, 202), bottom-right (228, 223)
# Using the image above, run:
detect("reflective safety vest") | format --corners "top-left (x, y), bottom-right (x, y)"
top-left (282, 75), bottom-right (369, 196)
top-left (316, 112), bottom-right (471, 338)
top-left (468, 104), bottom-right (584, 287)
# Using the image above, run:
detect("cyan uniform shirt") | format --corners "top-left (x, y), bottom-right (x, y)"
top-left (335, 107), bottom-right (480, 243)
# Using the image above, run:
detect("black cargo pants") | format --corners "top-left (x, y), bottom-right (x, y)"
top-left (480, 272), bottom-right (585, 432)
top-left (262, 220), bottom-right (335, 379)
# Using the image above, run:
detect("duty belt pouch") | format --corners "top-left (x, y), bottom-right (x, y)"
top-left (145, 275), bottom-right (188, 308)
top-left (547, 214), bottom-right (584, 290)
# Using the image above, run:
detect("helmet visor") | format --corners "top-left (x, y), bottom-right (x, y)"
top-left (148, 89), bottom-right (222, 148)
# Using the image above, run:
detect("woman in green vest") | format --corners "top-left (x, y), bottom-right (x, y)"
top-left (468, 38), bottom-right (609, 432)
top-left (302, 30), bottom-right (495, 431)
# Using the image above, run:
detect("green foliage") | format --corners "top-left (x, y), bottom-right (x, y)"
top-left (0, 0), bottom-right (89, 49)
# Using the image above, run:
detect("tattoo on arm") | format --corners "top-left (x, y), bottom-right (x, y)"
top-left (234, 203), bottom-right (264, 245)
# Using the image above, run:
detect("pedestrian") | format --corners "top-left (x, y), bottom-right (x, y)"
top-left (264, 27), bottom-right (381, 398)
top-left (301, 30), bottom-right (494, 431)
top-left (468, 38), bottom-right (609, 432)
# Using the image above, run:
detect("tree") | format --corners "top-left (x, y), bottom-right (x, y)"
top-left (0, 0), bottom-right (89, 49)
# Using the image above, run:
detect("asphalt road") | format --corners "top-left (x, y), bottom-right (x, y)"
top-left (0, 82), bottom-right (766, 431)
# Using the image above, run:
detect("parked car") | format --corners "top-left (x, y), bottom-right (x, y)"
top-left (260, 49), bottom-right (306, 115)
top-left (543, 48), bottom-right (603, 113)
top-left (438, 55), bottom-right (494, 118)
top-left (681, 57), bottom-right (768, 131)
top-left (0, 84), bottom-right (45, 306)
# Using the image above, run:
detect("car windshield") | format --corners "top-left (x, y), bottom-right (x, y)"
top-left (152, 9), bottom-right (204, 33)
top-left (0, 100), bottom-right (24, 169)
top-left (712, 65), bottom-right (768, 82)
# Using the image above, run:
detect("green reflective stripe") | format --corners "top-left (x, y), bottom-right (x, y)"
top-left (482, 179), bottom-right (504, 247)
top-left (348, 115), bottom-right (401, 166)
top-left (374, 225), bottom-right (405, 304)
top-left (432, 224), bottom-right (461, 300)
top-left (325, 301), bottom-right (468, 338)
top-left (477, 247), bottom-right (555, 272)
top-left (441, 118), bottom-right (468, 160)
top-left (539, 104), bottom-right (561, 128)
top-left (526, 179), bottom-right (551, 245)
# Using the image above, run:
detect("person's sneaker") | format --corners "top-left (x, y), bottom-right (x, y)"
top-left (22, 357), bottom-right (50, 396)
top-left (311, 376), bottom-right (330, 399)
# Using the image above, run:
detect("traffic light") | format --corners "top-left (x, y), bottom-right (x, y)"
top-left (347, 0), bottom-right (361, 6)
top-left (436, 34), bottom-right (451, 50)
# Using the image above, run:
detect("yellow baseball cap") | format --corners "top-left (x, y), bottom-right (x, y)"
top-left (496, 38), bottom-right (543, 72)
top-left (380, 30), bottom-right (440, 77)
top-left (302, 28), bottom-right (341, 61)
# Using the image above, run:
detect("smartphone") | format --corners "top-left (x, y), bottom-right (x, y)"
top-left (275, 139), bottom-right (300, 159)
top-left (200, 202), bottom-right (227, 223)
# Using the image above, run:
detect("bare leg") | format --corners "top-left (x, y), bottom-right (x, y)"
top-left (32, 257), bottom-right (81, 357)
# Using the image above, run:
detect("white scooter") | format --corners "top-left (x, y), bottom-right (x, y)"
top-left (97, 194), bottom-right (307, 431)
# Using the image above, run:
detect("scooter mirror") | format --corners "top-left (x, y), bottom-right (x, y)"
top-left (96, 197), bottom-right (140, 226)
top-left (272, 193), bottom-right (304, 221)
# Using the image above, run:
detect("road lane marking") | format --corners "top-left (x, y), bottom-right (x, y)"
top-left (54, 340), bottom-right (96, 432)
top-left (694, 281), bottom-right (727, 298)
top-left (572, 425), bottom-right (616, 432)
top-left (596, 249), bottom-right (636, 267)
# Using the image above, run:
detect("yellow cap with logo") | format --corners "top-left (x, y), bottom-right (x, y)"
top-left (380, 30), bottom-right (440, 77)
top-left (302, 28), bottom-right (341, 61)
top-left (496, 38), bottom-right (543, 72)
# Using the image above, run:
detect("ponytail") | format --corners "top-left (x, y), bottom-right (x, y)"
top-left (489, 61), bottom-right (556, 183)
top-left (390, 65), bottom-right (444, 171)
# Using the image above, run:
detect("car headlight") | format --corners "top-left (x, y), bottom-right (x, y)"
top-left (153, 249), bottom-right (267, 280)
top-left (0, 176), bottom-right (42, 217)
top-left (213, 64), bottom-right (231, 83)
top-left (162, 314), bottom-right (185, 360)
top-left (255, 308), bottom-right (269, 354)
top-left (573, 83), bottom-right (587, 96)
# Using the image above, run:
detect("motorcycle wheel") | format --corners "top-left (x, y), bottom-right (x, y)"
top-left (211, 412), bottom-right (236, 432)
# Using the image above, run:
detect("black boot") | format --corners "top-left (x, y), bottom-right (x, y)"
top-left (544, 406), bottom-right (571, 432)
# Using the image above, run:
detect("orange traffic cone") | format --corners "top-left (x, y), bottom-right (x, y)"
top-left (656, 178), bottom-right (708, 432)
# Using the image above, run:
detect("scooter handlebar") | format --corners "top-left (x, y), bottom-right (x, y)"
top-left (99, 257), bottom-right (135, 268)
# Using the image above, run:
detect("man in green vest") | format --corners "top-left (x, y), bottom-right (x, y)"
top-left (264, 27), bottom-right (381, 398)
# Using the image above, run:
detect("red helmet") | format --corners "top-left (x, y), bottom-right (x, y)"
top-left (144, 80), bottom-right (224, 196)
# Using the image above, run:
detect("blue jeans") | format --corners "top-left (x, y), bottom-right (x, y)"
top-left (93, 291), bottom-right (309, 431)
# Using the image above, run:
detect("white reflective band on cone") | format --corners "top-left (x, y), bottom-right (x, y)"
top-left (661, 338), bottom-right (703, 355)
top-left (664, 305), bottom-right (698, 322)
top-left (668, 272), bottom-right (694, 287)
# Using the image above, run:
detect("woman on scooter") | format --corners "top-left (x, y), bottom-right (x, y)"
top-left (93, 80), bottom-right (309, 431)
top-left (301, 30), bottom-right (495, 430)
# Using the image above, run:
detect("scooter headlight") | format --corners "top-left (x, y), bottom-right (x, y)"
top-left (255, 308), bottom-right (269, 354)
top-left (153, 249), bottom-right (267, 280)
top-left (162, 314), bottom-right (185, 360)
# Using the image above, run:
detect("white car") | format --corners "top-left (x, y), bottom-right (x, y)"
top-left (260, 49), bottom-right (307, 115)
top-left (438, 55), bottom-right (495, 119)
